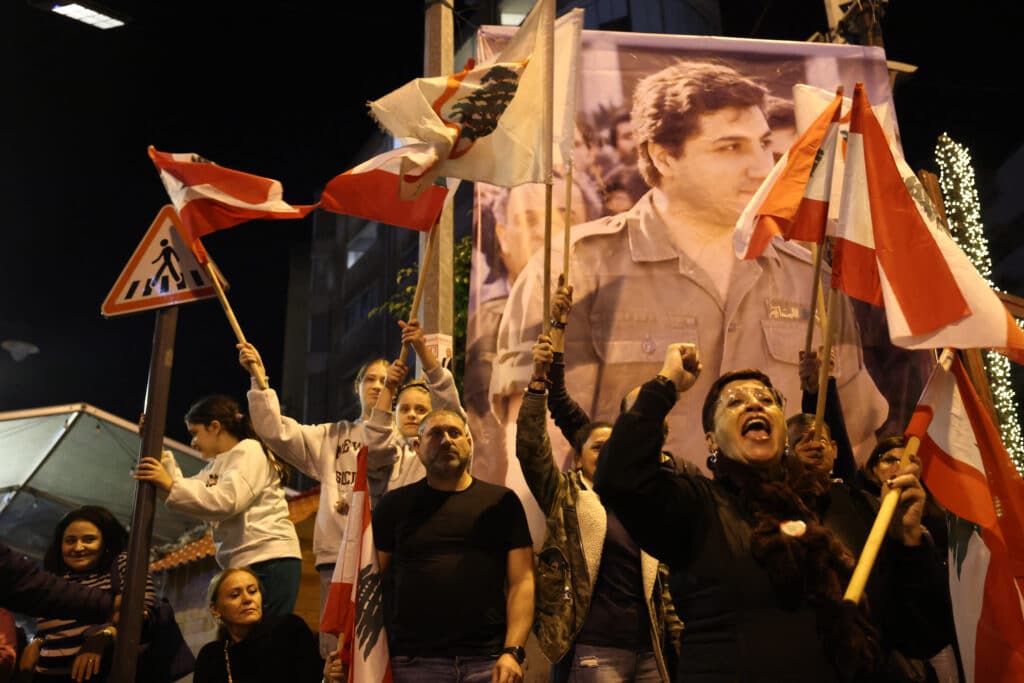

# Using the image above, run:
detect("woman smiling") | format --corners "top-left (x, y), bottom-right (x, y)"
top-left (20, 506), bottom-right (155, 683)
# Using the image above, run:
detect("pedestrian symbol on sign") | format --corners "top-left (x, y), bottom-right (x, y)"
top-left (102, 205), bottom-right (224, 317)
top-left (151, 239), bottom-right (182, 290)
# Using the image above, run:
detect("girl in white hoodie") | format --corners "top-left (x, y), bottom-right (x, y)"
top-left (134, 395), bottom-right (302, 617)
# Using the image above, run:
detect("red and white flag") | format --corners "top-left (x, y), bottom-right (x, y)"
top-left (320, 143), bottom-right (449, 232)
top-left (907, 353), bottom-right (1024, 683)
top-left (148, 146), bottom-right (316, 261)
top-left (369, 0), bottom-right (582, 194)
top-left (734, 87), bottom-right (843, 259)
top-left (320, 446), bottom-right (392, 683)
top-left (831, 84), bottom-right (1024, 363)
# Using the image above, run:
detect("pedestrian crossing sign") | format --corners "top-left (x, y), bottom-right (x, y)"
top-left (101, 205), bottom-right (226, 317)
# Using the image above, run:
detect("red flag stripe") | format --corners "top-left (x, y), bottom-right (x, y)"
top-left (318, 447), bottom-right (392, 682)
top-left (736, 89), bottom-right (842, 259)
top-left (911, 357), bottom-right (1024, 682)
top-left (849, 84), bottom-right (970, 335)
top-left (789, 197), bottom-right (829, 243)
top-left (831, 237), bottom-right (883, 306)
top-left (321, 168), bottom-right (446, 232)
top-left (951, 361), bottom-right (1024, 573)
top-left (917, 434), bottom-right (997, 529)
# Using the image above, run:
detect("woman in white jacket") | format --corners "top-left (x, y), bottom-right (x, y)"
top-left (237, 342), bottom-right (388, 658)
top-left (134, 395), bottom-right (302, 617)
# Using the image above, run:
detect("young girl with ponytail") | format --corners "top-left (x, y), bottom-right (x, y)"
top-left (134, 394), bottom-right (302, 617)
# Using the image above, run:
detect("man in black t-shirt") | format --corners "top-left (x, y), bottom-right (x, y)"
top-left (373, 409), bottom-right (534, 683)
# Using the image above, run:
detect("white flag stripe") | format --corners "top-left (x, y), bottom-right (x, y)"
top-left (885, 228), bottom-right (1016, 350)
top-left (950, 534), bottom-right (989, 683)
top-left (347, 142), bottom-right (439, 176)
top-left (158, 171), bottom-right (305, 215)
top-left (918, 364), bottom-right (987, 474)
top-left (330, 489), bottom-right (365, 587)
top-left (802, 121), bottom-right (839, 203)
top-left (793, 84), bottom-right (897, 226)
top-left (833, 131), bottom-right (875, 247)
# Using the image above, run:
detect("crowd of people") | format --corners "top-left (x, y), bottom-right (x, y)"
top-left (0, 56), bottom-right (965, 683)
top-left (1, 286), bottom-right (960, 682)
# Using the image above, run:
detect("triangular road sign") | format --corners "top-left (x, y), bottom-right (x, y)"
top-left (102, 205), bottom-right (226, 317)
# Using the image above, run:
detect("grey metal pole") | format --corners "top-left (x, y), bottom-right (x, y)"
top-left (109, 305), bottom-right (178, 683)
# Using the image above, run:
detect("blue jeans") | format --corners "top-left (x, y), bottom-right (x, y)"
top-left (249, 557), bottom-right (302, 617)
top-left (567, 644), bottom-right (661, 682)
top-left (391, 655), bottom-right (499, 682)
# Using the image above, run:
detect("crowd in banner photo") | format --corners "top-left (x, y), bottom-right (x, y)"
top-left (12, 2), bottom-right (1022, 683)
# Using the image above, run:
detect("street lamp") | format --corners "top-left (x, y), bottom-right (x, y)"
top-left (30, 1), bottom-right (128, 30)
top-left (1, 340), bottom-right (40, 362)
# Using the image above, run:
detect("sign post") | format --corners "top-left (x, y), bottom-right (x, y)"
top-left (109, 306), bottom-right (177, 683)
top-left (103, 206), bottom-right (220, 682)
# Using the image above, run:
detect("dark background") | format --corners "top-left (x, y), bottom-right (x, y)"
top-left (2, 0), bottom-right (1021, 445)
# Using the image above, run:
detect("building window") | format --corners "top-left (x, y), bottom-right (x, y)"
top-left (312, 252), bottom-right (334, 293)
top-left (346, 223), bottom-right (378, 269)
top-left (344, 285), bottom-right (379, 331)
top-left (309, 313), bottom-right (329, 352)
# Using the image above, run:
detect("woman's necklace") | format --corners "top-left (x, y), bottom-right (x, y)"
top-left (223, 641), bottom-right (233, 683)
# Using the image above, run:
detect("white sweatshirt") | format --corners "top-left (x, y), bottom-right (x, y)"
top-left (163, 438), bottom-right (301, 568)
top-left (364, 365), bottom-right (467, 507)
top-left (247, 381), bottom-right (364, 567)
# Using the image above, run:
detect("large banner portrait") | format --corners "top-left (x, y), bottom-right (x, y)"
top-left (464, 28), bottom-right (935, 538)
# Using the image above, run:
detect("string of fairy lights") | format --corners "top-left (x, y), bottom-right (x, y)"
top-left (934, 133), bottom-right (1024, 472)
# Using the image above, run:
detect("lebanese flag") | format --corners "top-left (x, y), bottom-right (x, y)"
top-left (369, 0), bottom-right (583, 194)
top-left (319, 143), bottom-right (448, 232)
top-left (907, 353), bottom-right (1024, 683)
top-left (149, 146), bottom-right (316, 261)
top-left (734, 87), bottom-right (843, 259)
top-left (320, 446), bottom-right (392, 683)
top-left (831, 84), bottom-right (1024, 363)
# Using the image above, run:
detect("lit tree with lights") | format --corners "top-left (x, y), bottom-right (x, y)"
top-left (935, 133), bottom-right (1024, 471)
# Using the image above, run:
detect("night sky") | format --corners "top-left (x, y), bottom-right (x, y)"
top-left (2, 0), bottom-right (1022, 445)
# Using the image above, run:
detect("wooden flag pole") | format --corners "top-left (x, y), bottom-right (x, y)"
top-left (399, 223), bottom-right (439, 364)
top-left (540, 0), bottom-right (555, 334)
top-left (804, 242), bottom-right (828, 355)
top-left (811, 287), bottom-right (839, 440)
top-left (843, 350), bottom-right (954, 603)
top-left (203, 260), bottom-right (268, 390)
top-left (563, 163), bottom-right (573, 281)
top-left (843, 433), bottom-right (924, 603)
top-left (543, 183), bottom-right (554, 334)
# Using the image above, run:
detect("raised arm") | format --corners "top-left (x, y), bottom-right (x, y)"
top-left (514, 337), bottom-right (566, 515)
top-left (365, 359), bottom-right (409, 505)
top-left (402, 320), bottom-right (467, 419)
top-left (799, 350), bottom-right (856, 482)
top-left (239, 341), bottom-right (328, 479)
top-left (593, 344), bottom-right (705, 567)
top-left (546, 275), bottom-right (590, 446)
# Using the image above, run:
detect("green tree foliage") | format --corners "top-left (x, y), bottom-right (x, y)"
top-left (369, 234), bottom-right (472, 396)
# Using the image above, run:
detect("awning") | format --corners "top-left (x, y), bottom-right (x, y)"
top-left (0, 403), bottom-right (206, 559)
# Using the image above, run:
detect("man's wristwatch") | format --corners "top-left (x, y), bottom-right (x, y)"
top-left (501, 645), bottom-right (526, 664)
